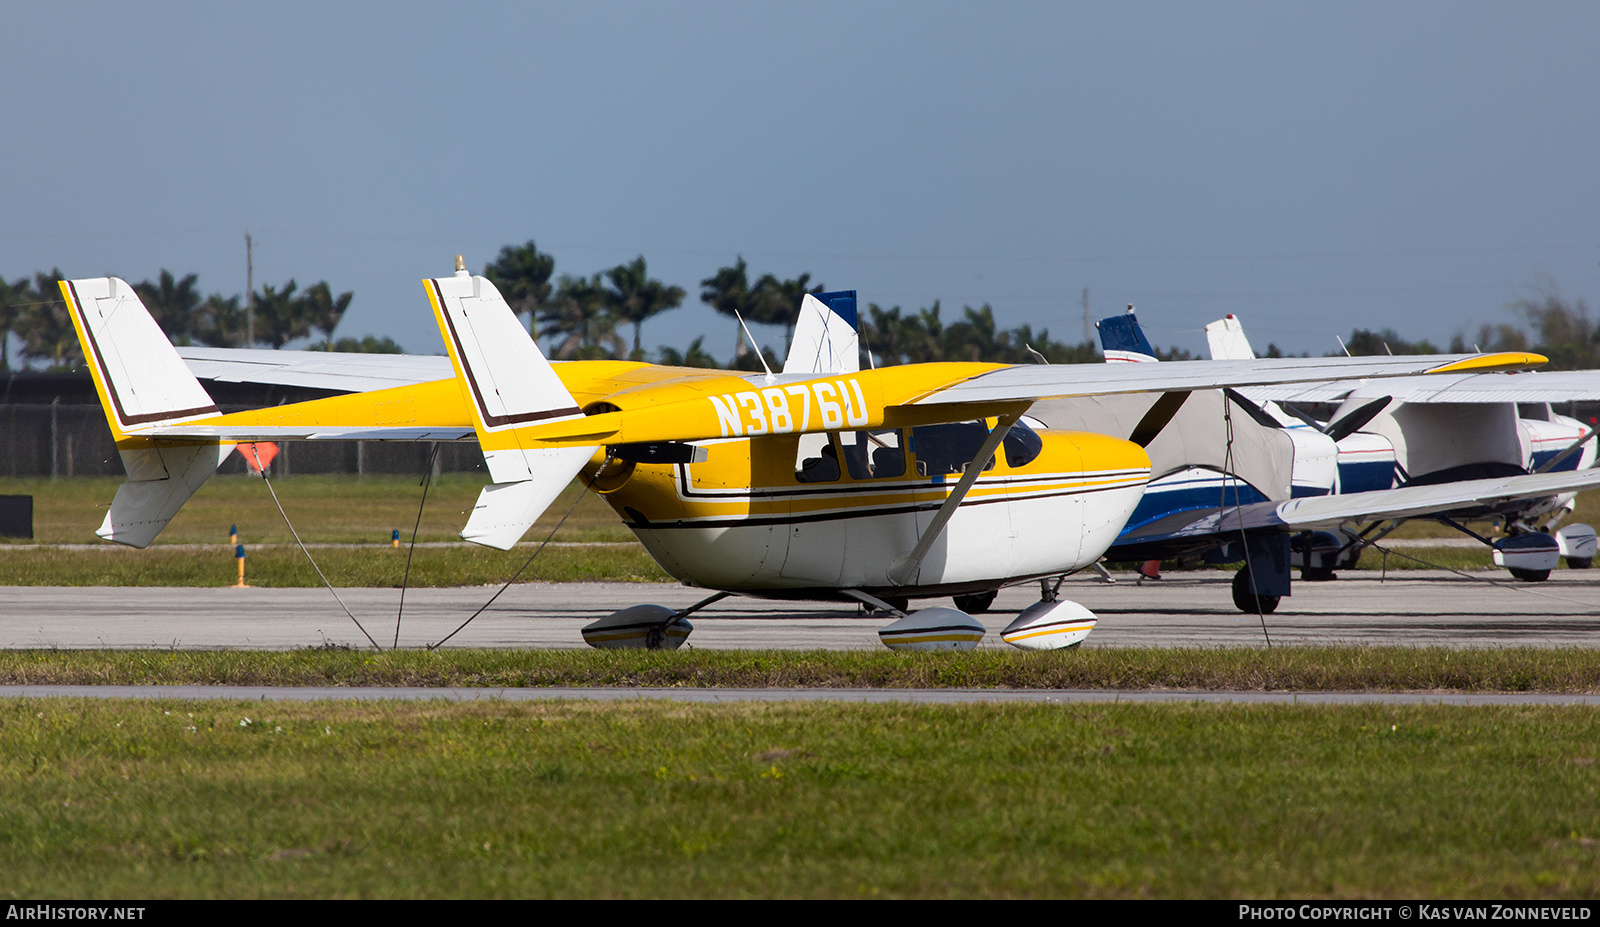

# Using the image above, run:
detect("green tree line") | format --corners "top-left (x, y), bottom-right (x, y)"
top-left (8, 247), bottom-right (1593, 374)
top-left (482, 240), bottom-right (1100, 371)
top-left (0, 270), bottom-right (390, 372)
top-left (1317, 284), bottom-right (1598, 371)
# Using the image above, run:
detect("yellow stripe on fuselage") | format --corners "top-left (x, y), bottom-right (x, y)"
top-left (592, 427), bottom-right (1152, 527)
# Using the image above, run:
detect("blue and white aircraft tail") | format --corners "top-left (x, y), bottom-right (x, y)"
top-left (1095, 306), bottom-right (1159, 363)
top-left (783, 290), bottom-right (859, 375)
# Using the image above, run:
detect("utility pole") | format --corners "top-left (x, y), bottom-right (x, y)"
top-left (243, 230), bottom-right (252, 349)
top-left (1082, 288), bottom-right (1091, 345)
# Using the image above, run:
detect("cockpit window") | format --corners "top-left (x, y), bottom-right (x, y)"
top-left (1003, 420), bottom-right (1043, 468)
top-left (909, 419), bottom-right (1044, 474)
top-left (910, 421), bottom-right (996, 476)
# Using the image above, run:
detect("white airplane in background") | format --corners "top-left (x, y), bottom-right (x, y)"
top-left (1035, 307), bottom-right (1600, 613)
top-left (1206, 312), bottom-right (1600, 580)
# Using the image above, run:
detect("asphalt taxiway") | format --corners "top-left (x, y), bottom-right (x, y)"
top-left (4, 568), bottom-right (1599, 651)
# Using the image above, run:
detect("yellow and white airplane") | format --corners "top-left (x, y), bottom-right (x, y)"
top-left (59, 268), bottom-right (1561, 651)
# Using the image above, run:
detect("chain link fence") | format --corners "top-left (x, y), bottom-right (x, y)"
top-left (0, 374), bottom-right (487, 479)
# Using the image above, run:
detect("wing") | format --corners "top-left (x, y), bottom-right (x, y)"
top-left (1244, 369), bottom-right (1600, 405)
top-left (902, 352), bottom-right (1545, 409)
top-left (1128, 468), bottom-right (1600, 542)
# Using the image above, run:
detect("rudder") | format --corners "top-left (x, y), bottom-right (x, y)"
top-left (60, 277), bottom-right (232, 548)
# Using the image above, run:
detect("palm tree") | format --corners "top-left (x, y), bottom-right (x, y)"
top-left (483, 241), bottom-right (555, 333)
top-left (942, 304), bottom-right (1004, 362)
top-left (538, 273), bottom-right (625, 359)
top-left (132, 270), bottom-right (202, 342)
top-left (750, 272), bottom-right (824, 350)
top-left (19, 269), bottom-right (80, 370)
top-left (605, 256), bottom-right (685, 360)
top-left (191, 294), bottom-right (247, 347)
top-left (250, 281), bottom-right (309, 348)
top-left (300, 281), bottom-right (354, 350)
top-left (0, 274), bottom-right (31, 372)
top-left (656, 335), bottom-right (721, 368)
top-left (700, 257), bottom-right (761, 360)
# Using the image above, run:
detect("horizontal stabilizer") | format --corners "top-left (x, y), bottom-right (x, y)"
top-left (179, 347), bottom-right (452, 392)
top-left (137, 424), bottom-right (477, 442)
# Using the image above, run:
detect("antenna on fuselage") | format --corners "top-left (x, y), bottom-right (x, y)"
top-left (733, 308), bottom-right (775, 380)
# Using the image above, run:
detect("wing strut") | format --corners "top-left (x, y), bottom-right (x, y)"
top-left (887, 412), bottom-right (1022, 586)
top-left (1128, 391), bottom-right (1191, 447)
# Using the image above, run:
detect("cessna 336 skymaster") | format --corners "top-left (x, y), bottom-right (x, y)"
top-left (60, 268), bottom-right (1552, 650)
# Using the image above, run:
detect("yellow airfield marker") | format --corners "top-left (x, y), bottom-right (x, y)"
top-left (392, 529), bottom-right (401, 549)
top-left (233, 544), bottom-right (249, 588)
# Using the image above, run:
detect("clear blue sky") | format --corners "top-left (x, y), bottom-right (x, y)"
top-left (4, 1), bottom-right (1597, 361)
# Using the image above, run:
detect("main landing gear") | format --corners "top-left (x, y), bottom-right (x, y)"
top-left (1231, 566), bottom-right (1281, 615)
top-left (580, 579), bottom-right (1101, 651)
top-left (1435, 517), bottom-right (1597, 583)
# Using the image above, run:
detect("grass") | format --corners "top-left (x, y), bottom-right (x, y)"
top-left (0, 474), bottom-right (634, 545)
top-left (0, 474), bottom-right (668, 586)
top-left (0, 698), bottom-right (1596, 898)
top-left (0, 543), bottom-right (670, 587)
top-left (3, 646), bottom-right (1599, 691)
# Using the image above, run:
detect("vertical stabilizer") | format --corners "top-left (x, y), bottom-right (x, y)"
top-left (783, 290), bottom-right (860, 375)
top-left (426, 266), bottom-right (599, 550)
top-left (1205, 314), bottom-right (1257, 360)
top-left (61, 278), bottom-right (222, 439)
top-left (1096, 307), bottom-right (1158, 363)
top-left (60, 277), bottom-right (232, 547)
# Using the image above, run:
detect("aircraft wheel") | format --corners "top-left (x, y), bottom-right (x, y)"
top-left (1567, 557), bottom-right (1593, 570)
top-left (1231, 567), bottom-right (1281, 614)
top-left (879, 596), bottom-right (910, 614)
top-left (1508, 567), bottom-right (1551, 582)
top-left (952, 590), bottom-right (998, 614)
top-left (1300, 567), bottom-right (1338, 582)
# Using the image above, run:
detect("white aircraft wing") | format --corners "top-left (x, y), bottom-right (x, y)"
top-left (178, 347), bottom-right (453, 391)
top-left (907, 353), bottom-right (1544, 407)
top-left (1167, 468), bottom-right (1600, 537)
top-left (1221, 368), bottom-right (1600, 404)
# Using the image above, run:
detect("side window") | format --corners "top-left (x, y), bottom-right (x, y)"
top-left (794, 432), bottom-right (840, 483)
top-left (840, 429), bottom-right (906, 480)
top-left (910, 421), bottom-right (995, 476)
top-left (1003, 419), bottom-right (1043, 468)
